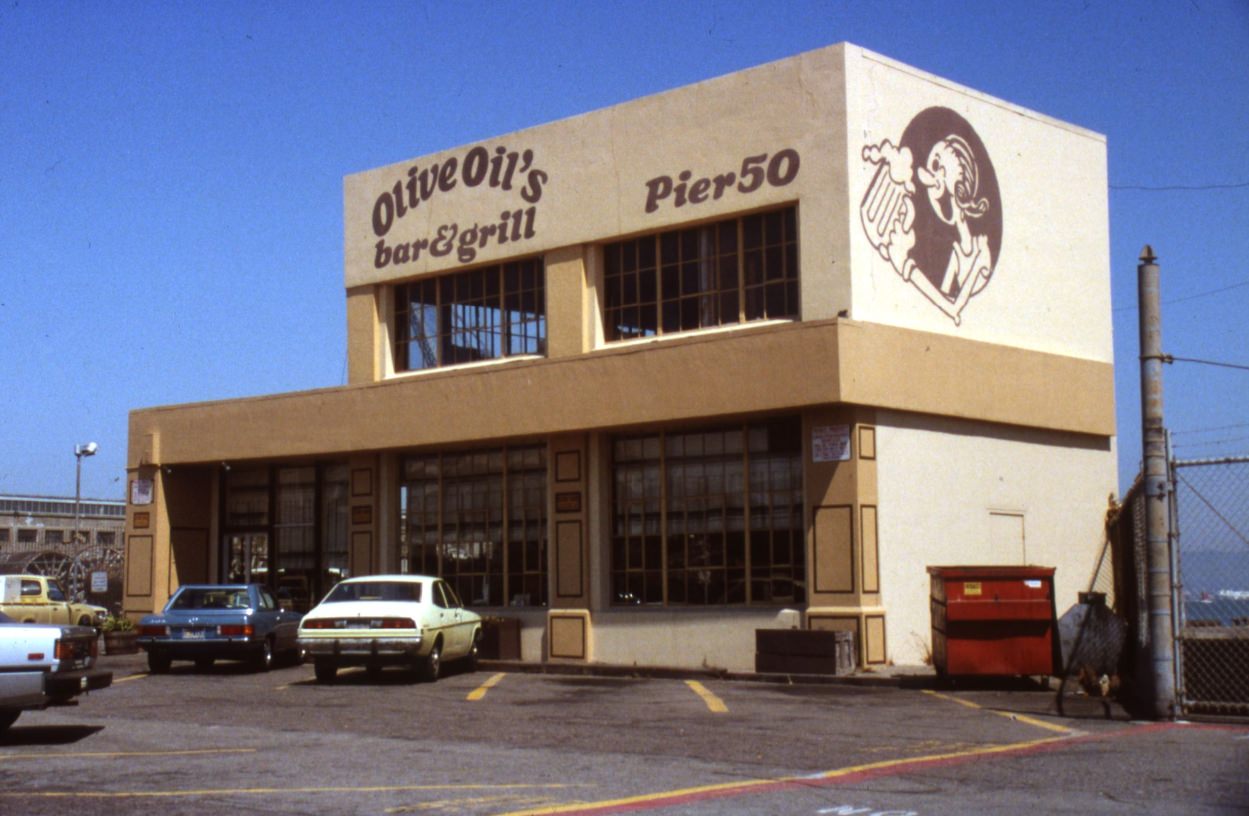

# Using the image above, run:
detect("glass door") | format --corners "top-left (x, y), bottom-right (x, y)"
top-left (224, 533), bottom-right (270, 584)
top-left (275, 466), bottom-right (317, 612)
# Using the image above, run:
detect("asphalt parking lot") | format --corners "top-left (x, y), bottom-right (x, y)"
top-left (2, 650), bottom-right (1247, 815)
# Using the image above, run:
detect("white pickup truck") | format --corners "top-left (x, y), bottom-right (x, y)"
top-left (0, 610), bottom-right (113, 732)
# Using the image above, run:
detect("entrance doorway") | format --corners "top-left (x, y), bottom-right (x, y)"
top-left (220, 463), bottom-right (349, 611)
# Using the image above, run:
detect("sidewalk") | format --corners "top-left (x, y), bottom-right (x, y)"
top-left (475, 657), bottom-right (940, 687)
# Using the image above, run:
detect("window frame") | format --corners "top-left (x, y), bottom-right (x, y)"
top-left (401, 444), bottom-right (548, 609)
top-left (610, 417), bottom-right (805, 608)
top-left (393, 257), bottom-right (546, 372)
top-left (603, 206), bottom-right (799, 342)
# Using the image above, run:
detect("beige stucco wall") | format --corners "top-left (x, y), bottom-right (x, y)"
top-left (845, 48), bottom-right (1111, 362)
top-left (344, 42), bottom-right (1110, 368)
top-left (128, 319), bottom-right (1113, 468)
top-left (590, 609), bottom-right (802, 673)
top-left (344, 46), bottom-right (848, 305)
top-left (874, 410), bottom-right (1117, 665)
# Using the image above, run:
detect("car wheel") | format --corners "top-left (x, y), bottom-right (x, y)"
top-left (77, 615), bottom-right (92, 627)
top-left (466, 631), bottom-right (481, 672)
top-left (252, 638), bottom-right (274, 672)
top-left (194, 657), bottom-right (214, 671)
top-left (147, 652), bottom-right (172, 674)
top-left (420, 641), bottom-right (442, 682)
top-left (314, 659), bottom-right (337, 683)
top-left (0, 709), bottom-right (21, 733)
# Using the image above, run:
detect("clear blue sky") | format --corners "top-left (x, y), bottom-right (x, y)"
top-left (2, 0), bottom-right (1247, 500)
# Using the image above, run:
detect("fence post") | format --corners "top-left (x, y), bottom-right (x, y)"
top-left (1138, 245), bottom-right (1176, 719)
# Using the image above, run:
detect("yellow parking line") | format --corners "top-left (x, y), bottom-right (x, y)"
top-left (922, 689), bottom-right (1073, 734)
top-left (386, 793), bottom-right (559, 814)
top-left (500, 733), bottom-right (1073, 815)
top-left (275, 665), bottom-right (319, 690)
top-left (685, 680), bottom-right (727, 713)
top-left (113, 673), bottom-right (148, 684)
top-left (0, 782), bottom-right (575, 799)
top-left (0, 748), bottom-right (256, 763)
top-left (467, 672), bottom-right (507, 701)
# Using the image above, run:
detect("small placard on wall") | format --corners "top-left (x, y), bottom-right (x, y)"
top-left (133, 511), bottom-right (151, 529)
top-left (812, 425), bottom-right (851, 462)
top-left (130, 478), bottom-right (154, 505)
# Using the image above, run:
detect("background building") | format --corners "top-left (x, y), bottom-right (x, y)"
top-left (1, 493), bottom-right (126, 609)
top-left (125, 44), bottom-right (1116, 671)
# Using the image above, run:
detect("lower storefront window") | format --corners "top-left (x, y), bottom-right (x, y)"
top-left (400, 445), bottom-right (547, 608)
top-left (611, 417), bottom-right (804, 606)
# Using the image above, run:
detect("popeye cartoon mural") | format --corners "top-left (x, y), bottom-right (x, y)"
top-left (860, 107), bottom-right (1002, 325)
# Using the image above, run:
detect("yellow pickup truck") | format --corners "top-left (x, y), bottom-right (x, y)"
top-left (0, 575), bottom-right (109, 629)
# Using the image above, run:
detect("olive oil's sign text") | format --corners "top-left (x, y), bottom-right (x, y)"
top-left (371, 144), bottom-right (548, 268)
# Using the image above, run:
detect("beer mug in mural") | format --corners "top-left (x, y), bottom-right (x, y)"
top-left (859, 140), bottom-right (917, 279)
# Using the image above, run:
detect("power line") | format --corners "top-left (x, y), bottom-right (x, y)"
top-left (1165, 355), bottom-right (1249, 372)
top-left (1111, 181), bottom-right (1249, 192)
top-left (1172, 436), bottom-right (1249, 451)
top-left (1166, 280), bottom-right (1249, 305)
top-left (1172, 421), bottom-right (1249, 437)
top-left (1114, 277), bottom-right (1249, 308)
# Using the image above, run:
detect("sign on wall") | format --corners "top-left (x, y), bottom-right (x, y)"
top-left (130, 478), bottom-right (153, 506)
top-left (368, 144), bottom-right (550, 271)
top-left (860, 107), bottom-right (1002, 326)
top-left (812, 425), bottom-right (852, 463)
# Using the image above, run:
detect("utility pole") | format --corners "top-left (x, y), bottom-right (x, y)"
top-left (1138, 245), bottom-right (1175, 719)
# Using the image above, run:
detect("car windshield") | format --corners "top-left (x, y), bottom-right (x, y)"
top-left (169, 588), bottom-right (251, 610)
top-left (323, 581), bottom-right (421, 603)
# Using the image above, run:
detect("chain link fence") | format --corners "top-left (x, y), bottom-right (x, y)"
top-left (1098, 458), bottom-right (1249, 718)
top-left (1172, 456), bottom-right (1249, 716)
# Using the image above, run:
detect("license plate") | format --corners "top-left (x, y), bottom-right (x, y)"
top-left (180, 629), bottom-right (206, 639)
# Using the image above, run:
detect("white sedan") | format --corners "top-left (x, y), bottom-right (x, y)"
top-left (298, 575), bottom-right (482, 683)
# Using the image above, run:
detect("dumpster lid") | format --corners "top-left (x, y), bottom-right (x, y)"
top-left (927, 565), bottom-right (1055, 579)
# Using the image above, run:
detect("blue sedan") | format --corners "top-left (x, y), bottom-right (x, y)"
top-left (137, 584), bottom-right (302, 673)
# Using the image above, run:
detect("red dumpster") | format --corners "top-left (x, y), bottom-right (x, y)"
top-left (928, 565), bottom-right (1059, 677)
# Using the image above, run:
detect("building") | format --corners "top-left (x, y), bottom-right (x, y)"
top-left (1, 494), bottom-right (126, 553)
top-left (1, 493), bottom-right (127, 605)
top-left (124, 44), bottom-right (1116, 671)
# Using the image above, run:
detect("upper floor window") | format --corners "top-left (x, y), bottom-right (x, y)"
top-left (603, 207), bottom-right (798, 341)
top-left (394, 259), bottom-right (546, 372)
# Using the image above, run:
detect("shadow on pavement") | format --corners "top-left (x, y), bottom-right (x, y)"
top-left (0, 724), bottom-right (104, 747)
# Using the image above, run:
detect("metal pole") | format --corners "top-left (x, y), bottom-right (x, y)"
top-left (1138, 244), bottom-right (1175, 719)
top-left (74, 450), bottom-right (83, 543)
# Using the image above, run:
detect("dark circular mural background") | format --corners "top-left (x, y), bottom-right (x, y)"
top-left (900, 107), bottom-right (1002, 297)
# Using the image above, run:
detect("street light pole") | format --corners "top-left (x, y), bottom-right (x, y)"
top-left (74, 442), bottom-right (98, 545)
